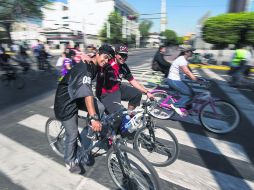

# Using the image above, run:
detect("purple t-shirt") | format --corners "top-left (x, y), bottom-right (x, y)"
top-left (61, 58), bottom-right (73, 76)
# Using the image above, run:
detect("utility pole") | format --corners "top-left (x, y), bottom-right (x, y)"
top-left (122, 16), bottom-right (127, 39)
top-left (228, 0), bottom-right (251, 12)
top-left (82, 18), bottom-right (86, 47)
top-left (160, 0), bottom-right (167, 33)
top-left (106, 21), bottom-right (110, 39)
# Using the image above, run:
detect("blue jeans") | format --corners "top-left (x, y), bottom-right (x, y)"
top-left (166, 79), bottom-right (194, 108)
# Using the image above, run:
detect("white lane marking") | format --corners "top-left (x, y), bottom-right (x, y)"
top-left (202, 68), bottom-right (226, 82)
top-left (18, 113), bottom-right (250, 163)
top-left (18, 114), bottom-right (49, 133)
top-left (158, 159), bottom-right (254, 190)
top-left (0, 134), bottom-right (110, 190)
top-left (170, 127), bottom-right (250, 163)
top-left (18, 114), bottom-right (84, 134)
top-left (17, 113), bottom-right (253, 189)
top-left (202, 69), bottom-right (254, 125)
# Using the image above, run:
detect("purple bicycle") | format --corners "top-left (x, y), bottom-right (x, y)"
top-left (147, 83), bottom-right (240, 134)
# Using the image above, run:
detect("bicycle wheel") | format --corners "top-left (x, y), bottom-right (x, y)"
top-left (147, 91), bottom-right (174, 120)
top-left (133, 125), bottom-right (179, 167)
top-left (45, 118), bottom-right (65, 157)
top-left (13, 75), bottom-right (25, 89)
top-left (107, 145), bottom-right (160, 190)
top-left (199, 100), bottom-right (240, 134)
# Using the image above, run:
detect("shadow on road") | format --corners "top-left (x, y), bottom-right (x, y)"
top-left (0, 69), bottom-right (58, 114)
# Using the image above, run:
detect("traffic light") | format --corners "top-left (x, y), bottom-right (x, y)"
top-left (127, 15), bottom-right (137, 20)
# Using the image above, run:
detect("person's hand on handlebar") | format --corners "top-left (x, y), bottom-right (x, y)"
top-left (146, 91), bottom-right (154, 100)
top-left (197, 77), bottom-right (207, 85)
top-left (91, 120), bottom-right (102, 132)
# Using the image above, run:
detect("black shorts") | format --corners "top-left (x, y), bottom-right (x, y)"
top-left (100, 83), bottom-right (142, 114)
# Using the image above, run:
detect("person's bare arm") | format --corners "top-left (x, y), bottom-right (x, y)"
top-left (129, 79), bottom-right (154, 99)
top-left (181, 65), bottom-right (198, 81)
top-left (84, 96), bottom-right (102, 132)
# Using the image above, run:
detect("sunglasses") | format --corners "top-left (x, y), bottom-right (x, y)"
top-left (118, 53), bottom-right (128, 60)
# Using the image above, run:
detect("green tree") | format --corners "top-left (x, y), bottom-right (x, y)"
top-left (99, 11), bottom-right (123, 44)
top-left (177, 36), bottom-right (184, 45)
top-left (0, 0), bottom-right (51, 43)
top-left (139, 19), bottom-right (153, 38)
top-left (161, 29), bottom-right (178, 45)
top-left (202, 12), bottom-right (254, 48)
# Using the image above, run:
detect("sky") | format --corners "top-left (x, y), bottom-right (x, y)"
top-left (55, 0), bottom-right (254, 36)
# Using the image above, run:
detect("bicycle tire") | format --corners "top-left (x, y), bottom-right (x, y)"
top-left (133, 125), bottom-right (179, 167)
top-left (13, 75), bottom-right (25, 89)
top-left (106, 145), bottom-right (161, 190)
top-left (45, 118), bottom-right (65, 157)
top-left (147, 91), bottom-right (175, 120)
top-left (199, 100), bottom-right (240, 134)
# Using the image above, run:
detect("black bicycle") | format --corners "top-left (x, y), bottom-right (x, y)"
top-left (132, 101), bottom-right (179, 167)
top-left (46, 108), bottom-right (161, 190)
top-left (0, 65), bottom-right (25, 89)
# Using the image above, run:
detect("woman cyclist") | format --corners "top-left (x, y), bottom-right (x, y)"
top-left (166, 46), bottom-right (200, 116)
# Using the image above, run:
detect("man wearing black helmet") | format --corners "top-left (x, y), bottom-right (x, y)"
top-left (54, 44), bottom-right (115, 174)
top-left (96, 44), bottom-right (153, 116)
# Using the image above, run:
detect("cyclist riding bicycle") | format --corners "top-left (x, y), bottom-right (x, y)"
top-left (58, 51), bottom-right (76, 81)
top-left (0, 47), bottom-right (14, 73)
top-left (166, 46), bottom-right (200, 116)
top-left (228, 45), bottom-right (252, 86)
top-left (54, 44), bottom-right (115, 174)
top-left (152, 45), bottom-right (171, 78)
top-left (96, 44), bottom-right (154, 124)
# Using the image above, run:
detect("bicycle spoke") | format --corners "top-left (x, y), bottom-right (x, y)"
top-left (154, 142), bottom-right (173, 156)
top-left (130, 171), bottom-right (152, 190)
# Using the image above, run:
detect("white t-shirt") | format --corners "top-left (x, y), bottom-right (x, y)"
top-left (168, 56), bottom-right (188, 81)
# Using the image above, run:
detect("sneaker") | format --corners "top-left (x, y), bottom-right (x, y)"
top-left (65, 161), bottom-right (81, 174)
top-left (79, 151), bottom-right (95, 167)
top-left (170, 104), bottom-right (187, 117)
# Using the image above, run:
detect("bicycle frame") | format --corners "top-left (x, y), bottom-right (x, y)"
top-left (150, 89), bottom-right (219, 116)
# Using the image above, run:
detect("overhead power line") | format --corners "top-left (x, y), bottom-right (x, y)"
top-left (139, 18), bottom-right (161, 20)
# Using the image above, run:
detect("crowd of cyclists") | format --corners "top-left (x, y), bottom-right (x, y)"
top-left (0, 41), bottom-right (52, 76)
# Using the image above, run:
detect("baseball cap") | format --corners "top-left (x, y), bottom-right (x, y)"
top-left (115, 44), bottom-right (128, 54)
top-left (98, 44), bottom-right (115, 58)
top-left (179, 45), bottom-right (195, 52)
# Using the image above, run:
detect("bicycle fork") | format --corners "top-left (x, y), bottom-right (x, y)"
top-left (112, 139), bottom-right (130, 178)
top-left (146, 116), bottom-right (156, 146)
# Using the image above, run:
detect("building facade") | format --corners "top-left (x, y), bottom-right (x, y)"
top-left (4, 0), bottom-right (140, 50)
top-left (144, 33), bottom-right (161, 47)
top-left (67, 0), bottom-right (139, 46)
top-left (10, 21), bottom-right (44, 47)
top-left (41, 2), bottom-right (84, 49)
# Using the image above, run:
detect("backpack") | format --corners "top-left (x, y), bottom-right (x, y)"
top-left (151, 61), bottom-right (161, 71)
